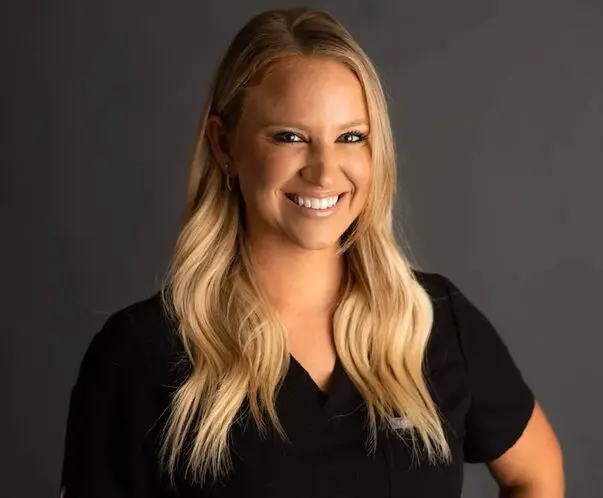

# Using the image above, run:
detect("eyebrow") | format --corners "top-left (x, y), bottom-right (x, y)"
top-left (260, 119), bottom-right (370, 131)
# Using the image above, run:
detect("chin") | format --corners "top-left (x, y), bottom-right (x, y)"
top-left (285, 229), bottom-right (344, 251)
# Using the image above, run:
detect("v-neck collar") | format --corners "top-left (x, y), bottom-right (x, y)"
top-left (287, 354), bottom-right (330, 402)
top-left (286, 354), bottom-right (365, 419)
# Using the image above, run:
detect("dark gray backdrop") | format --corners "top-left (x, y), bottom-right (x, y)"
top-left (3, 0), bottom-right (602, 496)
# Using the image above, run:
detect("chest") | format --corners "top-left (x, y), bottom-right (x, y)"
top-left (168, 333), bottom-right (471, 498)
top-left (283, 313), bottom-right (337, 393)
top-left (160, 293), bottom-right (474, 498)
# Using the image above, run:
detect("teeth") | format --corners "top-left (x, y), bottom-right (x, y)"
top-left (291, 194), bottom-right (340, 210)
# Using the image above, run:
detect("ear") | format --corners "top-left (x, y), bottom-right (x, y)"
top-left (205, 115), bottom-right (236, 175)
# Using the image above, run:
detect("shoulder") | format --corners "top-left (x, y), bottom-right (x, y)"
top-left (411, 268), bottom-right (496, 351)
top-left (411, 268), bottom-right (464, 353)
top-left (77, 292), bottom-right (185, 393)
top-left (98, 291), bottom-right (173, 339)
top-left (410, 269), bottom-right (490, 379)
top-left (98, 291), bottom-right (178, 350)
top-left (412, 269), bottom-right (456, 306)
top-left (412, 269), bottom-right (485, 317)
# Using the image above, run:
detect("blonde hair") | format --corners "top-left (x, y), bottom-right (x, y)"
top-left (160, 7), bottom-right (450, 486)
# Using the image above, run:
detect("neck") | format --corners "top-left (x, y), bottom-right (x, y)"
top-left (249, 237), bottom-right (344, 315)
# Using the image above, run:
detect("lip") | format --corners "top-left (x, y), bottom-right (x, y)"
top-left (284, 192), bottom-right (347, 218)
top-left (284, 191), bottom-right (347, 199)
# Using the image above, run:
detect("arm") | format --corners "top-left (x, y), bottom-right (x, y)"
top-left (488, 402), bottom-right (564, 498)
top-left (439, 274), bottom-right (563, 496)
top-left (61, 312), bottom-right (160, 497)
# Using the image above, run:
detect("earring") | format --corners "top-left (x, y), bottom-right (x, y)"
top-left (224, 164), bottom-right (232, 192)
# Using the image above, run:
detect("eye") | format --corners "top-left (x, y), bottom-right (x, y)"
top-left (273, 131), bottom-right (304, 143)
top-left (338, 131), bottom-right (368, 143)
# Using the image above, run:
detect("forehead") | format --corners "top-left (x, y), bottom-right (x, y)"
top-left (240, 56), bottom-right (368, 126)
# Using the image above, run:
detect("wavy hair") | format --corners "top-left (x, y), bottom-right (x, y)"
top-left (159, 7), bottom-right (450, 486)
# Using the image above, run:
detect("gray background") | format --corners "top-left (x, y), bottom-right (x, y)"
top-left (2, 0), bottom-right (602, 496)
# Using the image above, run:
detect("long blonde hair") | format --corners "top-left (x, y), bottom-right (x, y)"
top-left (160, 7), bottom-right (450, 486)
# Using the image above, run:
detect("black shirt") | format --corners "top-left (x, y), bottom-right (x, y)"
top-left (60, 271), bottom-right (535, 497)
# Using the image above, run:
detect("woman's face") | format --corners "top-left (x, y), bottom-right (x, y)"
top-left (225, 56), bottom-right (372, 251)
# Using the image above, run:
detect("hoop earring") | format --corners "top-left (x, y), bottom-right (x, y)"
top-left (224, 164), bottom-right (232, 192)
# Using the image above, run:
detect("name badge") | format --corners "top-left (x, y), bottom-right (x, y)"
top-left (388, 416), bottom-right (414, 431)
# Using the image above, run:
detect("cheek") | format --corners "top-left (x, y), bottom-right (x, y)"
top-left (262, 148), bottom-right (304, 187)
top-left (237, 142), bottom-right (303, 191)
top-left (345, 149), bottom-right (372, 196)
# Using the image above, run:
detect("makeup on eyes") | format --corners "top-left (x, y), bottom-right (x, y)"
top-left (271, 130), bottom-right (368, 144)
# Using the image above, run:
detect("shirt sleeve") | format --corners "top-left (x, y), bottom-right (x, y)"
top-left (441, 275), bottom-right (536, 463)
top-left (60, 312), bottom-right (159, 497)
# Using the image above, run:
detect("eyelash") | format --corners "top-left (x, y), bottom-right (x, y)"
top-left (342, 130), bottom-right (368, 143)
top-left (273, 130), bottom-right (368, 144)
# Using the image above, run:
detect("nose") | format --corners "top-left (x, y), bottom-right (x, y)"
top-left (300, 145), bottom-right (338, 188)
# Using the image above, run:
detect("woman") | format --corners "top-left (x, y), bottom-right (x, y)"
top-left (61, 7), bottom-right (564, 498)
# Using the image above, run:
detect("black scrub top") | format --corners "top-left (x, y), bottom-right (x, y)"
top-left (60, 271), bottom-right (535, 497)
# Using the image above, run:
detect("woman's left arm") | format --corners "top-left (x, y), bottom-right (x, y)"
top-left (488, 401), bottom-right (564, 498)
top-left (439, 274), bottom-right (565, 497)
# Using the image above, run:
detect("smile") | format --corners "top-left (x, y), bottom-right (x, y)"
top-left (285, 194), bottom-right (342, 210)
top-left (284, 192), bottom-right (347, 218)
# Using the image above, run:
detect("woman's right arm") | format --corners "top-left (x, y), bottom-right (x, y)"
top-left (61, 313), bottom-right (161, 497)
